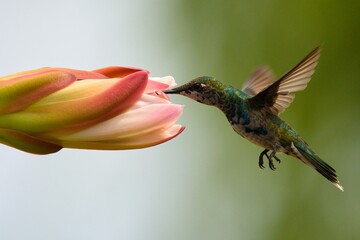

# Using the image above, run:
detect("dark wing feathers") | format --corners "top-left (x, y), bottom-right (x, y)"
top-left (247, 47), bottom-right (320, 115)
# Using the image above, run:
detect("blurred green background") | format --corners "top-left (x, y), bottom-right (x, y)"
top-left (0, 0), bottom-right (359, 239)
top-left (170, 1), bottom-right (360, 239)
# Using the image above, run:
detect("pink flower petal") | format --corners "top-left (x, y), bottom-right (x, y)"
top-left (0, 70), bottom-right (76, 114)
top-left (61, 125), bottom-right (185, 150)
top-left (93, 66), bottom-right (146, 78)
top-left (149, 76), bottom-right (176, 87)
top-left (145, 80), bottom-right (169, 93)
top-left (0, 128), bottom-right (62, 154)
top-left (145, 76), bottom-right (176, 93)
top-left (0, 68), bottom-right (56, 81)
top-left (0, 67), bottom-right (107, 82)
top-left (128, 94), bottom-right (171, 109)
top-left (61, 104), bottom-right (183, 141)
top-left (0, 71), bottom-right (149, 133)
top-left (51, 68), bottom-right (108, 80)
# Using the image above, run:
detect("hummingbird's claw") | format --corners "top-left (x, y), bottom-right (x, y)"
top-left (258, 160), bottom-right (265, 169)
top-left (258, 149), bottom-right (269, 169)
top-left (258, 149), bottom-right (281, 170)
top-left (268, 151), bottom-right (279, 170)
top-left (269, 158), bottom-right (276, 170)
top-left (274, 154), bottom-right (281, 164)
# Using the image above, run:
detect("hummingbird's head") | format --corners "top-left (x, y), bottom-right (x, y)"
top-left (162, 76), bottom-right (225, 106)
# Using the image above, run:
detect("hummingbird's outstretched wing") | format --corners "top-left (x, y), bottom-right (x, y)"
top-left (242, 67), bottom-right (275, 96)
top-left (247, 47), bottom-right (320, 115)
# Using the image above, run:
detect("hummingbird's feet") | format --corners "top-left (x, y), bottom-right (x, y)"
top-left (258, 149), bottom-right (281, 170)
top-left (258, 149), bottom-right (269, 169)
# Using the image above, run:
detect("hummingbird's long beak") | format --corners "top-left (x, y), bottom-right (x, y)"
top-left (162, 88), bottom-right (181, 94)
top-left (163, 84), bottom-right (189, 94)
top-left (155, 87), bottom-right (183, 98)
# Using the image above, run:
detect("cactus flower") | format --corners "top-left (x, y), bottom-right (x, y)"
top-left (0, 66), bottom-right (184, 154)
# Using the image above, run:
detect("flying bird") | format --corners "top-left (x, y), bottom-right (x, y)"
top-left (163, 47), bottom-right (343, 191)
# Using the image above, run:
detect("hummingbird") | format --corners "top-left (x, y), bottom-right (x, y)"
top-left (163, 47), bottom-right (343, 191)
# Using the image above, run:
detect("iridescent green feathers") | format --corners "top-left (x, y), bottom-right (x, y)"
top-left (292, 141), bottom-right (343, 191)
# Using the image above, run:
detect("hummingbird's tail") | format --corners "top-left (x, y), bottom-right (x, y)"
top-left (292, 141), bottom-right (343, 191)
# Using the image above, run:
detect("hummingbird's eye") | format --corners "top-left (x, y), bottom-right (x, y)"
top-left (193, 83), bottom-right (205, 91)
top-left (192, 83), bottom-right (201, 90)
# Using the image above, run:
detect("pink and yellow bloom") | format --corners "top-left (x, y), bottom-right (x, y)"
top-left (0, 66), bottom-right (184, 154)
